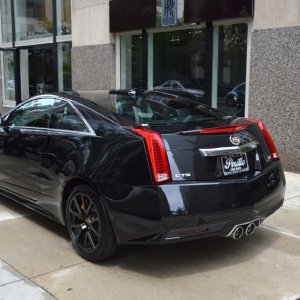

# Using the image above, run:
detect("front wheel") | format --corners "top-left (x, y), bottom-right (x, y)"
top-left (66, 185), bottom-right (118, 262)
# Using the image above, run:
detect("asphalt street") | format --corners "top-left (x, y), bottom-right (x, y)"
top-left (0, 172), bottom-right (299, 300)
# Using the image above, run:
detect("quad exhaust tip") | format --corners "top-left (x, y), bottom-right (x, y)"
top-left (232, 226), bottom-right (244, 240)
top-left (245, 223), bottom-right (256, 236)
top-left (228, 221), bottom-right (259, 240)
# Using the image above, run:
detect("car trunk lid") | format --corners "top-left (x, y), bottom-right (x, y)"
top-left (161, 123), bottom-right (274, 182)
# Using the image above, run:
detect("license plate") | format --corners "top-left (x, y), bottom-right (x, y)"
top-left (221, 154), bottom-right (249, 176)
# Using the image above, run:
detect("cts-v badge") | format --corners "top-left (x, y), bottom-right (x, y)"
top-left (230, 135), bottom-right (241, 146)
top-left (175, 173), bottom-right (191, 178)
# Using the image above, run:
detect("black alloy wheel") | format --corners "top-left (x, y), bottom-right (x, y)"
top-left (66, 185), bottom-right (118, 262)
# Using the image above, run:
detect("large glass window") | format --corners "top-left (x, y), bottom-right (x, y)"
top-left (120, 34), bottom-right (143, 89)
top-left (50, 100), bottom-right (89, 132)
top-left (14, 0), bottom-right (53, 41)
top-left (3, 51), bottom-right (15, 101)
top-left (217, 24), bottom-right (248, 116)
top-left (57, 0), bottom-right (71, 35)
top-left (5, 98), bottom-right (54, 127)
top-left (153, 29), bottom-right (206, 102)
top-left (57, 42), bottom-right (72, 91)
top-left (120, 28), bottom-right (207, 101)
top-left (0, 0), bottom-right (13, 44)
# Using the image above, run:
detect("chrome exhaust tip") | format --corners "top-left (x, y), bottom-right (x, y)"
top-left (231, 226), bottom-right (244, 240)
top-left (245, 223), bottom-right (256, 236)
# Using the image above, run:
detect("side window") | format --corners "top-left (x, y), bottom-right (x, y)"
top-left (76, 105), bottom-right (115, 136)
top-left (5, 98), bottom-right (54, 128)
top-left (50, 99), bottom-right (89, 132)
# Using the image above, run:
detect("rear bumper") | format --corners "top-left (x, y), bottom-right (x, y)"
top-left (161, 198), bottom-right (283, 243)
top-left (108, 162), bottom-right (285, 244)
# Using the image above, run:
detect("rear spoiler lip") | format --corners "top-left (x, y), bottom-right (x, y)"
top-left (177, 124), bottom-right (250, 136)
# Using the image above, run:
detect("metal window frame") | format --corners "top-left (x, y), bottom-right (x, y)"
top-left (2, 94), bottom-right (96, 136)
top-left (0, 0), bottom-right (73, 105)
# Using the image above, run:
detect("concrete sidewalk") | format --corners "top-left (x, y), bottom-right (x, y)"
top-left (0, 172), bottom-right (299, 300)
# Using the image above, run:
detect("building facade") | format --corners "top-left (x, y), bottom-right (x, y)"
top-left (0, 0), bottom-right (299, 173)
top-left (0, 0), bottom-right (72, 111)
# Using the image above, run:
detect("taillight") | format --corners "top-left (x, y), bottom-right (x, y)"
top-left (199, 125), bottom-right (249, 135)
top-left (247, 119), bottom-right (280, 161)
top-left (131, 128), bottom-right (171, 184)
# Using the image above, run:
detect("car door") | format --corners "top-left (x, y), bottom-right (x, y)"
top-left (0, 98), bottom-right (55, 202)
top-left (38, 99), bottom-right (92, 218)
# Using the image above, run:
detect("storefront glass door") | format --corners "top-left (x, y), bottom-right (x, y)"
top-left (28, 46), bottom-right (54, 97)
top-left (152, 28), bottom-right (206, 101)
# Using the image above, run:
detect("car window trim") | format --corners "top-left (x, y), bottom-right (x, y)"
top-left (48, 128), bottom-right (95, 136)
top-left (3, 97), bottom-right (55, 129)
top-left (1, 94), bottom-right (115, 135)
top-left (50, 98), bottom-right (96, 136)
top-left (70, 101), bottom-right (121, 128)
top-left (7, 125), bottom-right (95, 136)
top-left (7, 126), bottom-right (50, 133)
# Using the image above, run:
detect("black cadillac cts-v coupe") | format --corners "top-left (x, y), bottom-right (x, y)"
top-left (0, 91), bottom-right (285, 261)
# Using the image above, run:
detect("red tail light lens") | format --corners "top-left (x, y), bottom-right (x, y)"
top-left (199, 125), bottom-right (249, 135)
top-left (247, 119), bottom-right (280, 161)
top-left (131, 128), bottom-right (171, 184)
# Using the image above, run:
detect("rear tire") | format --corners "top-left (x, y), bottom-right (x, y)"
top-left (66, 185), bottom-right (119, 262)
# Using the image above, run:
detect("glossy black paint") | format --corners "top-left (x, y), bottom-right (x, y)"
top-left (0, 92), bottom-right (285, 246)
top-left (162, 124), bottom-right (271, 182)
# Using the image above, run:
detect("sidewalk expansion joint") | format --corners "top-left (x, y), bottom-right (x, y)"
top-left (31, 260), bottom-right (86, 280)
top-left (0, 278), bottom-right (23, 288)
top-left (262, 225), bottom-right (300, 241)
top-left (285, 194), bottom-right (300, 201)
top-left (0, 257), bottom-right (60, 300)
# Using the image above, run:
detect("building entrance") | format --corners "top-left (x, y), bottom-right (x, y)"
top-left (29, 47), bottom-right (54, 97)
top-left (19, 45), bottom-right (55, 100)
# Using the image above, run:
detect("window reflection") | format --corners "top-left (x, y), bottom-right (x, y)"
top-left (153, 29), bottom-right (206, 103)
top-left (14, 0), bottom-right (53, 41)
top-left (58, 42), bottom-right (72, 91)
top-left (57, 0), bottom-right (71, 35)
top-left (120, 35), bottom-right (143, 89)
top-left (29, 48), bottom-right (54, 96)
top-left (50, 100), bottom-right (89, 132)
top-left (0, 0), bottom-right (13, 44)
top-left (6, 99), bottom-right (55, 127)
top-left (3, 52), bottom-right (15, 101)
top-left (217, 24), bottom-right (247, 117)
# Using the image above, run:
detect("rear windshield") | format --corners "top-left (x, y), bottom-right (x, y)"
top-left (104, 92), bottom-right (232, 131)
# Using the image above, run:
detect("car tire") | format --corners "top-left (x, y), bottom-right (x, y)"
top-left (226, 95), bottom-right (236, 107)
top-left (66, 184), bottom-right (119, 262)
